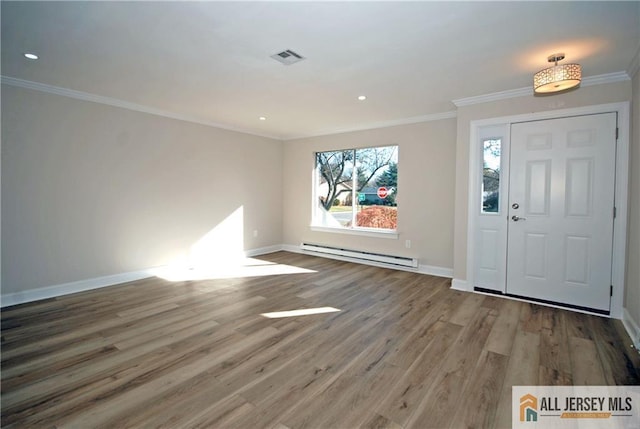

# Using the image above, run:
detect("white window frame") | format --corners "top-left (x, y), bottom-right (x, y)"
top-left (310, 145), bottom-right (399, 238)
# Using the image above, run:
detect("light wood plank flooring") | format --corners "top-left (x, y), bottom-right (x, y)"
top-left (2, 251), bottom-right (639, 428)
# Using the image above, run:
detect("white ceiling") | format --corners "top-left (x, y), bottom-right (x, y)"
top-left (2, 1), bottom-right (639, 140)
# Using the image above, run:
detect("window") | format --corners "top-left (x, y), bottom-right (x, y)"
top-left (482, 138), bottom-right (501, 213)
top-left (313, 145), bottom-right (398, 232)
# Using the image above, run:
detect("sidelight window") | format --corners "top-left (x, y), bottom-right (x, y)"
top-left (482, 138), bottom-right (501, 214)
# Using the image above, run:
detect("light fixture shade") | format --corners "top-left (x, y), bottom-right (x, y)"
top-left (534, 63), bottom-right (582, 94)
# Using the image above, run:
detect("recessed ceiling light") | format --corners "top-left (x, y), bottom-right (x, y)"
top-left (259, 116), bottom-right (267, 121)
top-left (358, 95), bottom-right (367, 101)
top-left (24, 53), bottom-right (39, 60)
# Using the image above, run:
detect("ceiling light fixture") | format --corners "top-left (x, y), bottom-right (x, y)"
top-left (358, 95), bottom-right (367, 101)
top-left (259, 116), bottom-right (267, 121)
top-left (24, 53), bottom-right (39, 60)
top-left (533, 53), bottom-right (581, 95)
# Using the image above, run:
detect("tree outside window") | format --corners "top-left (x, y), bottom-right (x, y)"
top-left (482, 139), bottom-right (501, 213)
top-left (314, 145), bottom-right (398, 231)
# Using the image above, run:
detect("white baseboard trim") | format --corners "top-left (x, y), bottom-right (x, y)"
top-left (418, 264), bottom-right (453, 279)
top-left (282, 244), bottom-right (301, 254)
top-left (1, 269), bottom-right (155, 308)
top-left (283, 243), bottom-right (452, 278)
top-left (1, 246), bottom-right (288, 308)
top-left (451, 278), bottom-right (469, 291)
top-left (245, 244), bottom-right (285, 257)
top-left (622, 307), bottom-right (640, 349)
top-left (0, 244), bottom-right (455, 307)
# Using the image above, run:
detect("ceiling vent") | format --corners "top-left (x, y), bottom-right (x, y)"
top-left (270, 49), bottom-right (305, 65)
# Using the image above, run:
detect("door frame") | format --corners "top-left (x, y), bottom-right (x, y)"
top-left (465, 102), bottom-right (630, 318)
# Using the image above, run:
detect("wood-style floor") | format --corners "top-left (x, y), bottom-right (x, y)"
top-left (2, 251), bottom-right (639, 428)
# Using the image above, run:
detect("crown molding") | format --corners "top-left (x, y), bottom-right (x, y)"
top-left (4, 68), bottom-right (629, 143)
top-left (2, 75), bottom-right (457, 141)
top-left (452, 71), bottom-right (631, 107)
top-left (283, 110), bottom-right (458, 141)
top-left (0, 75), bottom-right (282, 140)
top-left (452, 87), bottom-right (531, 107)
top-left (582, 71), bottom-right (631, 87)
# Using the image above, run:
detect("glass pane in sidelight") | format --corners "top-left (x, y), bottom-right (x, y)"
top-left (482, 139), bottom-right (501, 213)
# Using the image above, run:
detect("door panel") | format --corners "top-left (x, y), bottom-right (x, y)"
top-left (523, 233), bottom-right (547, 279)
top-left (564, 235), bottom-right (590, 285)
top-left (506, 113), bottom-right (616, 311)
top-left (565, 158), bottom-right (593, 216)
top-left (479, 229), bottom-right (499, 271)
top-left (526, 160), bottom-right (551, 215)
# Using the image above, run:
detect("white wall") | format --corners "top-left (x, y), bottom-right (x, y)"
top-left (282, 119), bottom-right (457, 272)
top-left (1, 85), bottom-right (283, 296)
top-left (627, 68), bottom-right (640, 334)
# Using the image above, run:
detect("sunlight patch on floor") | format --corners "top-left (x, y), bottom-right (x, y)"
top-left (152, 257), bottom-right (316, 281)
top-left (260, 307), bottom-right (341, 319)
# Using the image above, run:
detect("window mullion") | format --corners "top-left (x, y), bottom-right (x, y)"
top-left (352, 149), bottom-right (357, 228)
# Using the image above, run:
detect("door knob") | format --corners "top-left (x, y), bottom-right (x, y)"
top-left (512, 215), bottom-right (527, 222)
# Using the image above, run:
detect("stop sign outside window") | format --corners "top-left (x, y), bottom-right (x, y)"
top-left (377, 187), bottom-right (388, 198)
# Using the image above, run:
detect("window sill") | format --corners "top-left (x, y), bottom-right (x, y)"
top-left (310, 225), bottom-right (399, 239)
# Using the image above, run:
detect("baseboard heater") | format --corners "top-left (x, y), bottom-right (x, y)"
top-left (300, 243), bottom-right (418, 268)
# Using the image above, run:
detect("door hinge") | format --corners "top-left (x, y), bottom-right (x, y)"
top-left (611, 285), bottom-right (613, 297)
top-left (616, 128), bottom-right (619, 140)
top-left (613, 206), bottom-right (617, 219)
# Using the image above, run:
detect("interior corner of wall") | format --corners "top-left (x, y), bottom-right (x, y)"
top-left (623, 307), bottom-right (640, 349)
top-left (451, 278), bottom-right (469, 292)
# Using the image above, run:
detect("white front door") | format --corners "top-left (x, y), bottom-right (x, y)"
top-left (506, 113), bottom-right (617, 312)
